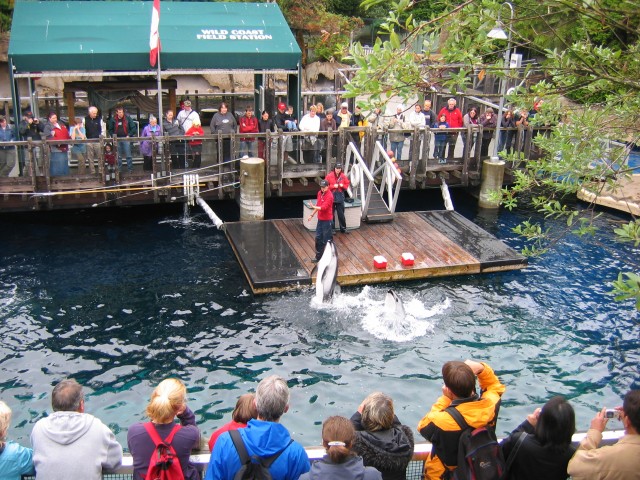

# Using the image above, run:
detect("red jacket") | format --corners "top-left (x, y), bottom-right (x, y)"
top-left (325, 170), bottom-right (350, 195)
top-left (185, 125), bottom-right (204, 146)
top-left (438, 107), bottom-right (463, 128)
top-left (316, 189), bottom-right (334, 221)
top-left (239, 115), bottom-right (259, 141)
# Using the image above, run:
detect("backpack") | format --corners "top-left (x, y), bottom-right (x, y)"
top-left (229, 429), bottom-right (293, 480)
top-left (143, 423), bottom-right (184, 480)
top-left (445, 406), bottom-right (506, 480)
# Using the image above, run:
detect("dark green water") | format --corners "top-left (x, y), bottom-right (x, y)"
top-left (1, 191), bottom-right (638, 448)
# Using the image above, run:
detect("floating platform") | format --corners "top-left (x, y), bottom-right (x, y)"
top-left (225, 211), bottom-right (528, 295)
top-left (578, 174), bottom-right (640, 216)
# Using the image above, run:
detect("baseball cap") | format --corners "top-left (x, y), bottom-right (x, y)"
top-left (335, 163), bottom-right (343, 169)
top-left (278, 102), bottom-right (286, 110)
top-left (183, 100), bottom-right (191, 107)
top-left (341, 102), bottom-right (348, 108)
top-left (320, 180), bottom-right (329, 187)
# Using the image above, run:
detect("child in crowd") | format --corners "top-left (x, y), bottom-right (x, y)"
top-left (434, 113), bottom-right (450, 163)
top-left (208, 393), bottom-right (257, 452)
top-left (104, 142), bottom-right (116, 181)
top-left (70, 117), bottom-right (88, 174)
top-left (185, 119), bottom-right (204, 168)
top-left (284, 105), bottom-right (299, 131)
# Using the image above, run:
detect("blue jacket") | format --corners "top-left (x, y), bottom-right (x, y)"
top-left (0, 125), bottom-right (16, 143)
top-left (205, 419), bottom-right (310, 480)
top-left (0, 441), bottom-right (35, 480)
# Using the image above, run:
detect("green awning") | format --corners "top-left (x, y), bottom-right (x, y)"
top-left (8, 0), bottom-right (301, 73)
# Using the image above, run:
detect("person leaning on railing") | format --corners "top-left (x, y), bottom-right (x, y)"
top-left (0, 400), bottom-right (35, 479)
top-left (163, 109), bottom-right (185, 169)
top-left (127, 378), bottom-right (200, 480)
top-left (300, 416), bottom-right (382, 480)
top-left (0, 116), bottom-right (17, 177)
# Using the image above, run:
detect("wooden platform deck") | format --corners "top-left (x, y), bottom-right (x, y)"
top-left (578, 174), bottom-right (640, 216)
top-left (225, 211), bottom-right (528, 295)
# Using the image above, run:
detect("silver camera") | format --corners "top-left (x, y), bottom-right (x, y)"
top-left (605, 409), bottom-right (618, 419)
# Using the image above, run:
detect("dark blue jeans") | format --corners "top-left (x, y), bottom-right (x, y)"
top-left (315, 220), bottom-right (333, 260)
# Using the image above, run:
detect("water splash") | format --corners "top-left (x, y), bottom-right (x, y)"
top-left (310, 285), bottom-right (446, 342)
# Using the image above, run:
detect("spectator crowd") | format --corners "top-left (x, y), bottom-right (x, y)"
top-left (1, 359), bottom-right (638, 480)
top-left (0, 97), bottom-right (542, 179)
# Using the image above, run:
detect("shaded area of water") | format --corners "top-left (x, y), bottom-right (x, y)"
top-left (1, 191), bottom-right (638, 447)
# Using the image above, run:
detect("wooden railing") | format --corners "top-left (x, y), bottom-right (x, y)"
top-left (0, 124), bottom-right (549, 211)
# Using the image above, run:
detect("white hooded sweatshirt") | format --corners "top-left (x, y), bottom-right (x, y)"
top-left (31, 411), bottom-right (122, 480)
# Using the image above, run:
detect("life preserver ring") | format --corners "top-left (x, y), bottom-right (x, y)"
top-left (349, 165), bottom-right (361, 188)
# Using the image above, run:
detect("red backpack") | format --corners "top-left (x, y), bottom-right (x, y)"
top-left (143, 423), bottom-right (184, 480)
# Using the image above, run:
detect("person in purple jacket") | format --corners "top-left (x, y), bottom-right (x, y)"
top-left (127, 378), bottom-right (200, 480)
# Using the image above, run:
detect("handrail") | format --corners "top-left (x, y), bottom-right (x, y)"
top-left (372, 142), bottom-right (402, 214)
top-left (102, 429), bottom-right (626, 475)
top-left (344, 141), bottom-right (373, 217)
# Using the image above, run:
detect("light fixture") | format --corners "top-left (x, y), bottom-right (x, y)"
top-left (487, 25), bottom-right (508, 40)
top-left (488, 1), bottom-right (515, 160)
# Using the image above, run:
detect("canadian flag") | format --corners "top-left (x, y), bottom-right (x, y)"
top-left (149, 0), bottom-right (161, 67)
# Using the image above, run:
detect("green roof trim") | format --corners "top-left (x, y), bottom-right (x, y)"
top-left (9, 0), bottom-right (301, 72)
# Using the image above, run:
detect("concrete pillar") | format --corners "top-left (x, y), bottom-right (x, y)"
top-left (478, 157), bottom-right (505, 209)
top-left (239, 157), bottom-right (265, 221)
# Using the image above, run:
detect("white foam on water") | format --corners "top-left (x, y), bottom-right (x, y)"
top-left (308, 285), bottom-right (449, 342)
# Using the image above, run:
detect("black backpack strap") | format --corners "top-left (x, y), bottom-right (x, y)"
top-left (503, 431), bottom-right (527, 476)
top-left (262, 439), bottom-right (294, 468)
top-left (229, 429), bottom-right (251, 465)
top-left (445, 406), bottom-right (470, 430)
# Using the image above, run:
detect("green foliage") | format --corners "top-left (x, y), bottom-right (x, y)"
top-left (309, 32), bottom-right (351, 62)
top-left (614, 220), bottom-right (640, 247)
top-left (345, 0), bottom-right (640, 309)
top-left (0, 0), bottom-right (13, 33)
top-left (611, 272), bottom-right (640, 310)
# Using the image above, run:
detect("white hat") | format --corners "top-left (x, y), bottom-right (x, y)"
top-left (341, 102), bottom-right (348, 108)
top-left (397, 104), bottom-right (404, 110)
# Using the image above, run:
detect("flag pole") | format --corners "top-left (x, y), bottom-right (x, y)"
top-left (156, 49), bottom-right (163, 136)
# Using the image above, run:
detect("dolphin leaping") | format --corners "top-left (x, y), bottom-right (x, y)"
top-left (384, 289), bottom-right (406, 319)
top-left (315, 241), bottom-right (338, 303)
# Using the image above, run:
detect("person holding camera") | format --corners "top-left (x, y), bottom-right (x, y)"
top-left (417, 358), bottom-right (506, 480)
top-left (567, 389), bottom-right (640, 480)
top-left (18, 110), bottom-right (43, 176)
top-left (500, 396), bottom-right (576, 480)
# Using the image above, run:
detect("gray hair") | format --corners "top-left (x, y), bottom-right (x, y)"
top-left (88, 106), bottom-right (98, 114)
top-left (255, 375), bottom-right (289, 422)
top-left (51, 379), bottom-right (84, 412)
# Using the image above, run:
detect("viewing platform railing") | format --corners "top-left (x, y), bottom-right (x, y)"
top-left (22, 429), bottom-right (622, 480)
top-left (0, 124), bottom-right (550, 211)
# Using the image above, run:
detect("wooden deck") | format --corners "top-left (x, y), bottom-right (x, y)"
top-left (225, 211), bottom-right (528, 295)
top-left (578, 174), bottom-right (640, 216)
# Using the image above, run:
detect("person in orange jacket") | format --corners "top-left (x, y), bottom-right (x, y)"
top-left (418, 359), bottom-right (506, 480)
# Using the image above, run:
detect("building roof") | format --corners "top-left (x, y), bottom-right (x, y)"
top-left (8, 1), bottom-right (301, 74)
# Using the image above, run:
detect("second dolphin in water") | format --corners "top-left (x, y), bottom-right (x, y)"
top-left (384, 289), bottom-right (406, 319)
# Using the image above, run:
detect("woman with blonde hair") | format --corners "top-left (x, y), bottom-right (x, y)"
top-left (0, 400), bottom-right (35, 479)
top-left (208, 393), bottom-right (257, 452)
top-left (350, 392), bottom-right (414, 480)
top-left (300, 416), bottom-right (382, 480)
top-left (127, 379), bottom-right (200, 480)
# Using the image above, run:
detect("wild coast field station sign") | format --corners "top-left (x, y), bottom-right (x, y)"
top-left (198, 29), bottom-right (274, 41)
